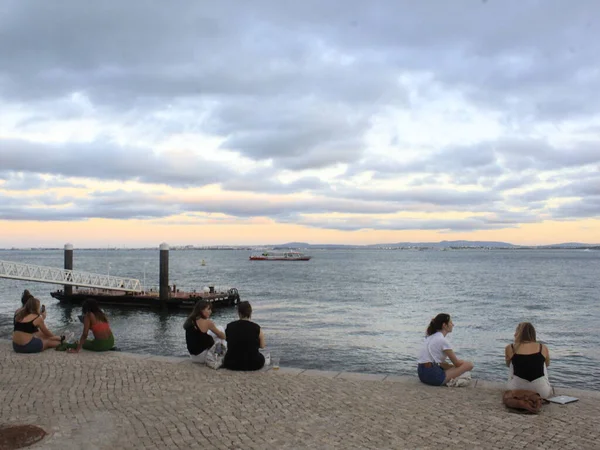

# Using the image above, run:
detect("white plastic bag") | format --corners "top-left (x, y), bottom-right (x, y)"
top-left (205, 342), bottom-right (226, 370)
top-left (446, 372), bottom-right (472, 387)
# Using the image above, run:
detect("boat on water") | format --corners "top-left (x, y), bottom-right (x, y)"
top-left (50, 285), bottom-right (240, 310)
top-left (249, 251), bottom-right (312, 261)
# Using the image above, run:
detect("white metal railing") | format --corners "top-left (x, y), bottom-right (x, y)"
top-left (0, 260), bottom-right (142, 292)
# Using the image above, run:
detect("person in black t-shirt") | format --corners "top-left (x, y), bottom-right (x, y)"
top-left (224, 301), bottom-right (266, 371)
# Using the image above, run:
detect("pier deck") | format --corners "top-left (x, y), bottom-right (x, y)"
top-left (1, 340), bottom-right (598, 449)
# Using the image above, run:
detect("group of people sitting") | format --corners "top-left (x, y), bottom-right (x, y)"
top-left (13, 289), bottom-right (267, 372)
top-left (13, 289), bottom-right (553, 394)
top-left (417, 313), bottom-right (552, 398)
top-left (12, 290), bottom-right (115, 354)
top-left (184, 300), bottom-right (267, 371)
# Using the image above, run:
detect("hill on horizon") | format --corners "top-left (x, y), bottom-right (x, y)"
top-left (276, 240), bottom-right (600, 249)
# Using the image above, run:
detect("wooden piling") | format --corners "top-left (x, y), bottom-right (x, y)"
top-left (159, 243), bottom-right (169, 308)
top-left (64, 243), bottom-right (73, 297)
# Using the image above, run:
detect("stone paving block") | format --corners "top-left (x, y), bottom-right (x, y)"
top-left (146, 355), bottom-right (189, 364)
top-left (301, 369), bottom-right (341, 378)
top-left (272, 367), bottom-right (305, 375)
top-left (474, 379), bottom-right (505, 390)
top-left (111, 352), bottom-right (152, 360)
top-left (336, 372), bottom-right (387, 382)
top-left (383, 374), bottom-right (421, 385)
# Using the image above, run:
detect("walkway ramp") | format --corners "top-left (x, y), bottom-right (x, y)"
top-left (0, 259), bottom-right (142, 292)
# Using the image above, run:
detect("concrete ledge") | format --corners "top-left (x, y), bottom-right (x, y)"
top-left (2, 338), bottom-right (598, 400)
top-left (146, 355), bottom-right (189, 364)
top-left (301, 369), bottom-right (341, 378)
top-left (110, 351), bottom-right (152, 360)
top-left (474, 380), bottom-right (505, 391)
top-left (554, 386), bottom-right (600, 400)
top-left (336, 372), bottom-right (387, 382)
top-left (383, 374), bottom-right (421, 385)
top-left (273, 367), bottom-right (305, 375)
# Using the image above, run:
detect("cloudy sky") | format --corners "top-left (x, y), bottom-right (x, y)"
top-left (1, 0), bottom-right (599, 247)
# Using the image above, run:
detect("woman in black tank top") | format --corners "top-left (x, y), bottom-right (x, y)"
top-left (13, 297), bottom-right (62, 353)
top-left (504, 322), bottom-right (552, 398)
top-left (183, 300), bottom-right (226, 361)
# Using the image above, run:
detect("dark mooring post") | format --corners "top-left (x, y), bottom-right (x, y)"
top-left (159, 243), bottom-right (169, 308)
top-left (64, 243), bottom-right (73, 297)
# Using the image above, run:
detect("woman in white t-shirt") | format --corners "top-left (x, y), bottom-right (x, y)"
top-left (417, 313), bottom-right (474, 386)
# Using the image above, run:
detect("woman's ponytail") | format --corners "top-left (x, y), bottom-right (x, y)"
top-left (426, 313), bottom-right (451, 336)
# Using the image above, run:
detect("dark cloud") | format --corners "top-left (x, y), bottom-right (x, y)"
top-left (0, 138), bottom-right (233, 187)
top-left (333, 187), bottom-right (500, 207)
top-left (0, 172), bottom-right (84, 190)
top-left (290, 216), bottom-right (520, 233)
top-left (221, 173), bottom-right (330, 194)
top-left (551, 196), bottom-right (600, 219)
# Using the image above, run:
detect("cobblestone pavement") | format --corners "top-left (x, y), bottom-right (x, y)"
top-left (1, 341), bottom-right (599, 450)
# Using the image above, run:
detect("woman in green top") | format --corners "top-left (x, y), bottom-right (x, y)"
top-left (68, 300), bottom-right (114, 353)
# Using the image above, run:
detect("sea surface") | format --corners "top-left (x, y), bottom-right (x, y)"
top-left (1, 248), bottom-right (599, 390)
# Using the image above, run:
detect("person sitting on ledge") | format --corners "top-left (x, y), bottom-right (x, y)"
top-left (67, 300), bottom-right (115, 353)
top-left (417, 313), bottom-right (474, 386)
top-left (13, 297), bottom-right (62, 353)
top-left (224, 301), bottom-right (266, 371)
top-left (505, 322), bottom-right (552, 398)
top-left (184, 300), bottom-right (226, 363)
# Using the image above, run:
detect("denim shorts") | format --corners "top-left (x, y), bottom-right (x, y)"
top-left (418, 363), bottom-right (446, 386)
top-left (13, 337), bottom-right (44, 353)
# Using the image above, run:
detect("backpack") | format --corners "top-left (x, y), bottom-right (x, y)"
top-left (503, 390), bottom-right (543, 414)
top-left (205, 342), bottom-right (227, 370)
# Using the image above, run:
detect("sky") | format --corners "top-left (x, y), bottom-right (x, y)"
top-left (1, 0), bottom-right (600, 247)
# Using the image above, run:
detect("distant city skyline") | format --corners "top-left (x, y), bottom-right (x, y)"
top-left (1, 2), bottom-right (599, 248)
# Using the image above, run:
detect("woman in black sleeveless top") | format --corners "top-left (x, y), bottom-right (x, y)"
top-left (184, 300), bottom-right (225, 363)
top-left (504, 322), bottom-right (552, 398)
top-left (224, 301), bottom-right (266, 371)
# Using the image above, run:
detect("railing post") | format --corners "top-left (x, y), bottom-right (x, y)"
top-left (159, 243), bottom-right (169, 309)
top-left (64, 243), bottom-right (73, 297)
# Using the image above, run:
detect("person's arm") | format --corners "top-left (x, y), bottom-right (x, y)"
top-left (505, 344), bottom-right (514, 367)
top-left (34, 317), bottom-right (55, 338)
top-left (207, 320), bottom-right (226, 340)
top-left (258, 329), bottom-right (265, 349)
top-left (443, 349), bottom-right (465, 367)
top-left (542, 344), bottom-right (550, 367)
top-left (69, 314), bottom-right (91, 353)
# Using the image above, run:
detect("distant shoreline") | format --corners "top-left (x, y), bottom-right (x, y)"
top-left (2, 246), bottom-right (599, 251)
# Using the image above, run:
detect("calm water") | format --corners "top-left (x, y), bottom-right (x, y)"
top-left (1, 248), bottom-right (599, 390)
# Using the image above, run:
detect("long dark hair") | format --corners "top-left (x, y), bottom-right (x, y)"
top-left (426, 313), bottom-right (451, 336)
top-left (183, 300), bottom-right (211, 329)
top-left (515, 322), bottom-right (537, 344)
top-left (82, 299), bottom-right (108, 323)
top-left (15, 297), bottom-right (40, 322)
top-left (21, 289), bottom-right (33, 306)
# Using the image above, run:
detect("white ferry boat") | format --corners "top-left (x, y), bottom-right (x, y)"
top-left (249, 251), bottom-right (312, 261)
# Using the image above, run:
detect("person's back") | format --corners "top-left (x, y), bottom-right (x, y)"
top-left (224, 301), bottom-right (265, 371)
top-left (511, 343), bottom-right (546, 381)
top-left (185, 320), bottom-right (214, 356)
top-left (505, 322), bottom-right (552, 398)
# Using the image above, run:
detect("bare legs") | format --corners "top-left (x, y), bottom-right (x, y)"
top-left (42, 336), bottom-right (62, 350)
top-left (444, 361), bottom-right (474, 384)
